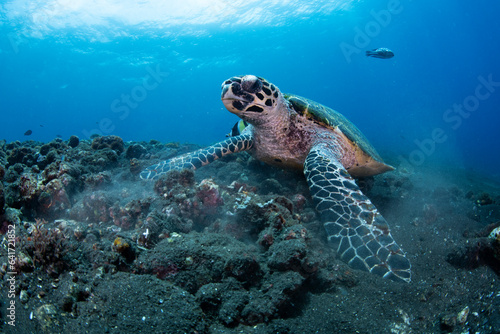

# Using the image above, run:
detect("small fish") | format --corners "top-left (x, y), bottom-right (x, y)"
top-left (56, 134), bottom-right (62, 138)
top-left (24, 130), bottom-right (33, 136)
top-left (366, 48), bottom-right (394, 59)
top-left (226, 120), bottom-right (248, 137)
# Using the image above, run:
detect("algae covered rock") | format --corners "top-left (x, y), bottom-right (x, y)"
top-left (0, 182), bottom-right (5, 215)
top-left (125, 143), bottom-right (147, 159)
top-left (68, 135), bottom-right (80, 148)
top-left (91, 135), bottom-right (124, 154)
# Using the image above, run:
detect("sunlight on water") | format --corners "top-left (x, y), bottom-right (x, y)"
top-left (1, 0), bottom-right (355, 39)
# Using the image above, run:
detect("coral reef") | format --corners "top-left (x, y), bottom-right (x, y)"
top-left (150, 169), bottom-right (225, 231)
top-left (91, 135), bottom-right (124, 154)
top-left (125, 143), bottom-right (147, 159)
top-left (1, 137), bottom-right (500, 333)
top-left (0, 182), bottom-right (5, 215)
top-left (68, 135), bottom-right (80, 148)
top-left (18, 219), bottom-right (69, 276)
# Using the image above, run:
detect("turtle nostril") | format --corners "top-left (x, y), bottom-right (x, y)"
top-left (241, 75), bottom-right (262, 93)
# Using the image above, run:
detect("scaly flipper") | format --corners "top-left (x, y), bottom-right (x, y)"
top-left (304, 143), bottom-right (411, 282)
top-left (140, 133), bottom-right (254, 180)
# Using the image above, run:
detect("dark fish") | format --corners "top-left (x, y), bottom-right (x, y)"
top-left (366, 48), bottom-right (394, 59)
top-left (226, 120), bottom-right (248, 137)
top-left (24, 130), bottom-right (33, 136)
top-left (56, 134), bottom-right (62, 138)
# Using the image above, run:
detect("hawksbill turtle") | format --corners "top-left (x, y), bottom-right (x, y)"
top-left (140, 75), bottom-right (411, 283)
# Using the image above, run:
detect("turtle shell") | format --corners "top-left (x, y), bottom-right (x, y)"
top-left (285, 94), bottom-right (385, 164)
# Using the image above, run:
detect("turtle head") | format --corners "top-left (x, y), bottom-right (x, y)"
top-left (221, 75), bottom-right (283, 123)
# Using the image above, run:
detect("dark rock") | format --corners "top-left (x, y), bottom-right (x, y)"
top-left (18, 173), bottom-right (40, 201)
top-left (109, 199), bottom-right (151, 230)
top-left (196, 278), bottom-right (247, 326)
top-left (84, 172), bottom-right (112, 189)
top-left (40, 144), bottom-right (51, 156)
top-left (38, 179), bottom-right (70, 216)
top-left (195, 270), bottom-right (306, 327)
top-left (240, 271), bottom-right (304, 325)
top-left (68, 135), bottom-right (79, 148)
top-left (61, 295), bottom-right (74, 313)
top-left (5, 141), bottom-right (20, 151)
top-left (149, 139), bottom-right (161, 145)
top-left (70, 191), bottom-right (114, 223)
top-left (112, 237), bottom-right (136, 262)
top-left (138, 232), bottom-right (262, 294)
top-left (0, 182), bottom-right (5, 215)
top-left (273, 196), bottom-right (294, 214)
top-left (125, 144), bottom-right (147, 159)
top-left (7, 147), bottom-right (37, 167)
top-left (446, 236), bottom-right (500, 275)
top-left (153, 169), bottom-right (195, 197)
top-left (11, 163), bottom-right (24, 174)
top-left (477, 192), bottom-right (494, 206)
top-left (0, 164), bottom-right (4, 180)
top-left (45, 150), bottom-right (58, 164)
top-left (268, 238), bottom-right (307, 272)
top-left (0, 207), bottom-right (21, 234)
top-left (91, 135), bottom-right (124, 154)
top-left (81, 149), bottom-right (119, 171)
top-left (261, 178), bottom-right (283, 195)
top-left (165, 142), bottom-right (180, 149)
top-left (129, 158), bottom-right (142, 175)
top-left (440, 313), bottom-right (457, 332)
top-left (4, 163), bottom-right (24, 183)
top-left (232, 197), bottom-right (300, 245)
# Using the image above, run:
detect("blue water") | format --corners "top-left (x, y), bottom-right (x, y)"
top-left (1, 0), bottom-right (499, 180)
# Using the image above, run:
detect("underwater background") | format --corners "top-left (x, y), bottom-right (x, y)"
top-left (1, 0), bottom-right (499, 180)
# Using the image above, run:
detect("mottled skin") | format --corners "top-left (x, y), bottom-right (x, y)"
top-left (141, 75), bottom-right (411, 283)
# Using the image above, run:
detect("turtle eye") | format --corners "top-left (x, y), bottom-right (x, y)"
top-left (241, 75), bottom-right (263, 94)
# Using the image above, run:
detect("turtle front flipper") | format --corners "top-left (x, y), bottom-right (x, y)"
top-left (140, 133), bottom-right (253, 180)
top-left (304, 143), bottom-right (411, 283)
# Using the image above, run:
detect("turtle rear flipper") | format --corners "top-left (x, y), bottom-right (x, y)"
top-left (140, 133), bottom-right (253, 180)
top-left (304, 143), bottom-right (411, 283)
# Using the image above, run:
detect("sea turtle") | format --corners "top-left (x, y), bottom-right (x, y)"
top-left (140, 75), bottom-right (411, 283)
